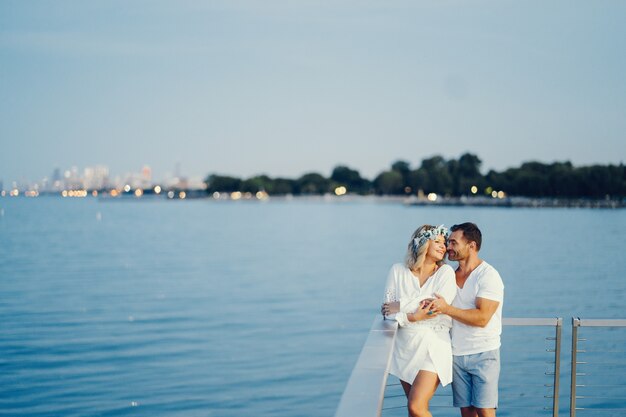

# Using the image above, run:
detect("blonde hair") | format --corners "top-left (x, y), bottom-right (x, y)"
top-left (405, 224), bottom-right (445, 272)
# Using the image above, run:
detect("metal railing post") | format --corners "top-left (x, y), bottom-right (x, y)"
top-left (553, 317), bottom-right (562, 417)
top-left (570, 317), bottom-right (580, 417)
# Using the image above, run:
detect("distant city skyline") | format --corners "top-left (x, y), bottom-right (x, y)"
top-left (2, 1), bottom-right (625, 184)
top-left (0, 163), bottom-right (209, 192)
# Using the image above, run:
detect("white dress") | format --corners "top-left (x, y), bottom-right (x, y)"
top-left (384, 263), bottom-right (456, 386)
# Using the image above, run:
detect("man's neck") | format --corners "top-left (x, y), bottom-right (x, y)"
top-left (456, 255), bottom-right (483, 277)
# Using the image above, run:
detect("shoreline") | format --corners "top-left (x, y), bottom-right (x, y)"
top-left (239, 194), bottom-right (626, 208)
top-left (404, 195), bottom-right (625, 209)
top-left (2, 191), bottom-right (624, 208)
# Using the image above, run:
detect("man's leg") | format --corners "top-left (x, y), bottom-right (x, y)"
top-left (470, 350), bottom-right (500, 416)
top-left (452, 355), bottom-right (474, 414)
top-left (460, 406), bottom-right (477, 417)
top-left (476, 408), bottom-right (496, 417)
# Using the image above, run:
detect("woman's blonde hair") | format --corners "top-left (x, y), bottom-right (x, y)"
top-left (405, 224), bottom-right (446, 272)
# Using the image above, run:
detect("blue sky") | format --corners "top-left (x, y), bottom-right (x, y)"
top-left (1, 0), bottom-right (625, 183)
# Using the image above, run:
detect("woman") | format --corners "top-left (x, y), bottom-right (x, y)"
top-left (381, 224), bottom-right (456, 417)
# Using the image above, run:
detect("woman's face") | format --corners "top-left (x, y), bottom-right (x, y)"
top-left (427, 235), bottom-right (447, 261)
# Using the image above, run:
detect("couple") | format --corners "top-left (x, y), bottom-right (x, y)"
top-left (381, 222), bottom-right (504, 417)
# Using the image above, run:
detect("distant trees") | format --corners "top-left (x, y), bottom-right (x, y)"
top-left (484, 162), bottom-right (625, 198)
top-left (297, 173), bottom-right (330, 194)
top-left (451, 153), bottom-right (485, 195)
top-left (204, 155), bottom-right (625, 199)
top-left (205, 175), bottom-right (241, 193)
top-left (374, 170), bottom-right (404, 195)
top-left (331, 166), bottom-right (371, 194)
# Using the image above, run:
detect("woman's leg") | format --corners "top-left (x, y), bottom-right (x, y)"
top-left (401, 379), bottom-right (412, 397)
top-left (407, 370), bottom-right (440, 417)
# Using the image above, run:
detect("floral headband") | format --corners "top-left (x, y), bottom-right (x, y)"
top-left (413, 224), bottom-right (449, 250)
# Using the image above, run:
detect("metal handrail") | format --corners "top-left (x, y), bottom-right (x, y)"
top-left (570, 317), bottom-right (626, 417)
top-left (574, 318), bottom-right (626, 327)
top-left (505, 317), bottom-right (563, 417)
top-left (503, 317), bottom-right (561, 326)
top-left (335, 316), bottom-right (563, 417)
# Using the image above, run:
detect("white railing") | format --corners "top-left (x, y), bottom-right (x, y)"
top-left (334, 317), bottom-right (398, 417)
top-left (335, 316), bottom-right (564, 417)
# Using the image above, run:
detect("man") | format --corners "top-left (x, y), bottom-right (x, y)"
top-left (429, 222), bottom-right (504, 417)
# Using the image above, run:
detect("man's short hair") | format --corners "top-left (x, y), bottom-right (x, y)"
top-left (450, 222), bottom-right (482, 251)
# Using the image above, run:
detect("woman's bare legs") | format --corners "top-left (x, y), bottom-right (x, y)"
top-left (400, 371), bottom-right (440, 417)
top-left (401, 379), bottom-right (412, 397)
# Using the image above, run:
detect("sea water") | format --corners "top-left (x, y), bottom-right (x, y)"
top-left (1, 198), bottom-right (625, 416)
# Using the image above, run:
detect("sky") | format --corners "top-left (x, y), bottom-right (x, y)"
top-left (1, 0), bottom-right (625, 184)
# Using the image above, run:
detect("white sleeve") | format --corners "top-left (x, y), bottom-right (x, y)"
top-left (395, 312), bottom-right (409, 327)
top-left (383, 265), bottom-right (398, 302)
top-left (477, 268), bottom-right (504, 302)
top-left (383, 265), bottom-right (410, 326)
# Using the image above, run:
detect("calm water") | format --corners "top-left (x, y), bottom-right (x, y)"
top-left (1, 198), bottom-right (625, 417)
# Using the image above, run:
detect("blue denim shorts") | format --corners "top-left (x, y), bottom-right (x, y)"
top-left (452, 349), bottom-right (500, 409)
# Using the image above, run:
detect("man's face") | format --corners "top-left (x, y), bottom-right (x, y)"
top-left (446, 230), bottom-right (470, 261)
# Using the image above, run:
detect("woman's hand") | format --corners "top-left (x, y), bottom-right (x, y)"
top-left (408, 303), bottom-right (437, 322)
top-left (381, 301), bottom-right (400, 317)
top-left (419, 298), bottom-right (435, 310)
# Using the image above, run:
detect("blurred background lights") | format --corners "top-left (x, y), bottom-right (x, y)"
top-left (427, 193), bottom-right (438, 201)
top-left (334, 186), bottom-right (347, 196)
top-left (65, 190), bottom-right (88, 197)
top-left (471, 186), bottom-right (478, 194)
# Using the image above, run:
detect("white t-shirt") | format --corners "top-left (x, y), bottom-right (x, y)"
top-left (451, 261), bottom-right (504, 356)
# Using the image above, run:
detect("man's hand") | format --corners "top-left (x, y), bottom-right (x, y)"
top-left (429, 294), bottom-right (450, 315)
top-left (429, 295), bottom-right (500, 328)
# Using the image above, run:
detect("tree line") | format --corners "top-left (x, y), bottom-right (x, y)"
top-left (204, 153), bottom-right (625, 199)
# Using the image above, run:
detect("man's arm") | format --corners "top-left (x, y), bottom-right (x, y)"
top-left (431, 294), bottom-right (499, 328)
